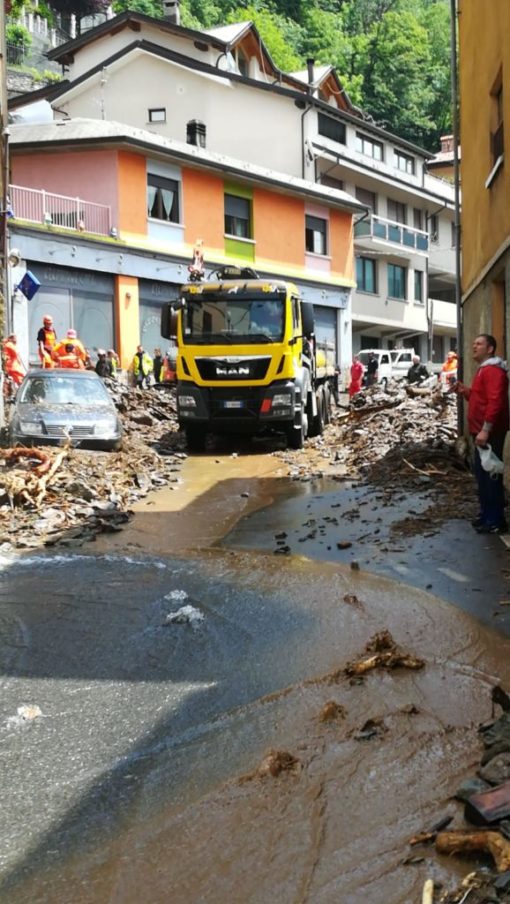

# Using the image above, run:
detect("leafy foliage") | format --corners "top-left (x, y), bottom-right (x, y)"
top-left (113, 0), bottom-right (163, 16)
top-left (184, 0), bottom-right (451, 150)
top-left (34, 0), bottom-right (451, 150)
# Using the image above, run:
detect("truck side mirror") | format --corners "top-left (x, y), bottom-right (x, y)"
top-left (301, 302), bottom-right (315, 339)
top-left (161, 302), bottom-right (179, 340)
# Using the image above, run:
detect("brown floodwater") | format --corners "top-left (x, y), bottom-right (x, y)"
top-left (3, 450), bottom-right (510, 904)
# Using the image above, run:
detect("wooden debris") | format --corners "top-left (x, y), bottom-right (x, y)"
top-left (436, 829), bottom-right (510, 872)
top-left (421, 878), bottom-right (434, 904)
top-left (465, 779), bottom-right (510, 825)
top-left (345, 630), bottom-right (425, 677)
top-left (0, 384), bottom-right (184, 549)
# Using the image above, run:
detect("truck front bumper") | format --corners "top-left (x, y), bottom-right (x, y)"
top-left (177, 382), bottom-right (296, 433)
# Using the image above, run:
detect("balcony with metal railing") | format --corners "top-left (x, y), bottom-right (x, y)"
top-left (354, 214), bottom-right (429, 254)
top-left (9, 184), bottom-right (112, 237)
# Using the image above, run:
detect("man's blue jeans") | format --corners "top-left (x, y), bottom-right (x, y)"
top-left (473, 433), bottom-right (506, 528)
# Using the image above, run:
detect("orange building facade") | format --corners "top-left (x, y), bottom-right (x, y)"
top-left (9, 125), bottom-right (361, 368)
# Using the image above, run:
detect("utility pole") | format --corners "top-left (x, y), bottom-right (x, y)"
top-left (0, 1), bottom-right (8, 429)
top-left (0, 0), bottom-right (7, 325)
top-left (450, 0), bottom-right (463, 433)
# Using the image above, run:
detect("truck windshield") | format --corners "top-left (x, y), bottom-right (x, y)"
top-left (182, 293), bottom-right (285, 344)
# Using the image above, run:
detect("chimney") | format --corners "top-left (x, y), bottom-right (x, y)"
top-left (162, 0), bottom-right (180, 25)
top-left (440, 134), bottom-right (454, 154)
top-left (306, 58), bottom-right (315, 89)
top-left (187, 120), bottom-right (206, 148)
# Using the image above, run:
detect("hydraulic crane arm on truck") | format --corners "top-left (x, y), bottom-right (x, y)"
top-left (160, 266), bottom-right (337, 452)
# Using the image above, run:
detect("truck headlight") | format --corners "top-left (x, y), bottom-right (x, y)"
top-left (20, 420), bottom-right (43, 434)
top-left (273, 393), bottom-right (293, 406)
top-left (179, 396), bottom-right (197, 408)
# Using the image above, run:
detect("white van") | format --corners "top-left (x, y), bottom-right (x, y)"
top-left (357, 348), bottom-right (416, 387)
top-left (390, 348), bottom-right (416, 380)
top-left (357, 349), bottom-right (393, 387)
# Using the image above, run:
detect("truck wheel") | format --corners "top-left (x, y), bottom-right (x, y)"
top-left (287, 422), bottom-right (305, 449)
top-left (308, 388), bottom-right (324, 437)
top-left (286, 401), bottom-right (306, 449)
top-left (185, 426), bottom-right (206, 453)
top-left (323, 386), bottom-right (331, 425)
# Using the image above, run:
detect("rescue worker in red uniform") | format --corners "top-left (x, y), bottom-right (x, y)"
top-left (52, 329), bottom-right (87, 369)
top-left (37, 315), bottom-right (57, 368)
top-left (348, 356), bottom-right (364, 398)
top-left (2, 334), bottom-right (26, 386)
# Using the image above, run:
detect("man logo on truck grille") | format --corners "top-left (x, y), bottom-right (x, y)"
top-left (216, 365), bottom-right (250, 376)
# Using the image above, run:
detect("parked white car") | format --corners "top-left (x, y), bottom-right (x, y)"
top-left (357, 348), bottom-right (416, 387)
top-left (357, 349), bottom-right (392, 387)
top-left (390, 349), bottom-right (416, 380)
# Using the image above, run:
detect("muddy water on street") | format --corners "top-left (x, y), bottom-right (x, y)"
top-left (2, 449), bottom-right (510, 903)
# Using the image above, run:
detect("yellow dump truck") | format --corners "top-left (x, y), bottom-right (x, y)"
top-left (160, 267), bottom-right (337, 451)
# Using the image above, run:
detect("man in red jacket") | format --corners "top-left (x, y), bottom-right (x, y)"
top-left (456, 334), bottom-right (509, 534)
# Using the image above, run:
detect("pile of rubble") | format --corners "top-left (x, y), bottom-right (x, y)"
top-left (0, 383), bottom-right (184, 551)
top-left (276, 381), bottom-right (474, 535)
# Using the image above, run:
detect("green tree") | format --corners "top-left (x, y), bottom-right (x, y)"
top-left (113, 0), bottom-right (163, 15)
top-left (355, 9), bottom-right (435, 145)
top-left (225, 5), bottom-right (302, 72)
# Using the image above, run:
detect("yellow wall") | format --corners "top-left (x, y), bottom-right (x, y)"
top-left (459, 0), bottom-right (510, 296)
top-left (115, 275), bottom-right (139, 368)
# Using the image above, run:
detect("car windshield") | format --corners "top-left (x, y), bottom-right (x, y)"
top-left (182, 291), bottom-right (285, 344)
top-left (20, 375), bottom-right (111, 405)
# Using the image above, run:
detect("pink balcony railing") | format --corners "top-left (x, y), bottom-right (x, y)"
top-left (9, 184), bottom-right (111, 236)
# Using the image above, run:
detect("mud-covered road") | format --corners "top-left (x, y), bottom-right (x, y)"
top-left (1, 444), bottom-right (510, 904)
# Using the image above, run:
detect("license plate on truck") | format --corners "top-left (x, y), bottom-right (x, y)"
top-left (223, 400), bottom-right (244, 409)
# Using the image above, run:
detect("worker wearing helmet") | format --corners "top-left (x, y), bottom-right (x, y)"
top-left (3, 333), bottom-right (26, 387)
top-left (37, 314), bottom-right (57, 368)
top-left (439, 349), bottom-right (458, 393)
top-left (52, 328), bottom-right (87, 369)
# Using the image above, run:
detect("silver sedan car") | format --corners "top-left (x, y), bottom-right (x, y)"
top-left (9, 369), bottom-right (123, 450)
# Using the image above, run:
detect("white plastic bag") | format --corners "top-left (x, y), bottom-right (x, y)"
top-left (479, 443), bottom-right (504, 476)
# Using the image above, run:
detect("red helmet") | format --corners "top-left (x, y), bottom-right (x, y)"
top-left (66, 328), bottom-right (77, 339)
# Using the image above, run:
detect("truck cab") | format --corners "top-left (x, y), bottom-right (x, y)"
top-left (160, 268), bottom-right (335, 450)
